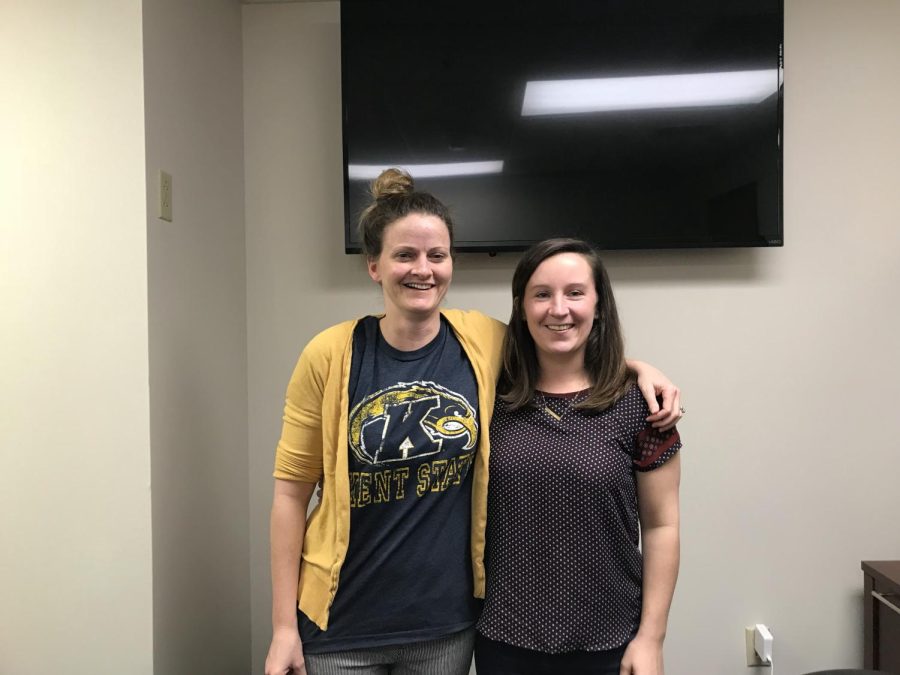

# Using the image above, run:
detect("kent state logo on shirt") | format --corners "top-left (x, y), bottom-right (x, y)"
top-left (348, 381), bottom-right (477, 465)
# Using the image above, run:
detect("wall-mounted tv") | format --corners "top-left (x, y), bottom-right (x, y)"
top-left (340, 0), bottom-right (783, 253)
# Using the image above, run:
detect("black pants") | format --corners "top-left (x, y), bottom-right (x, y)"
top-left (474, 633), bottom-right (626, 675)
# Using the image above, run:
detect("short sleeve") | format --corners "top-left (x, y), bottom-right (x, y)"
top-left (634, 426), bottom-right (681, 471)
top-left (618, 384), bottom-right (682, 472)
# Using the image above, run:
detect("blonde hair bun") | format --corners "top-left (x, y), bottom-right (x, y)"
top-left (371, 168), bottom-right (414, 200)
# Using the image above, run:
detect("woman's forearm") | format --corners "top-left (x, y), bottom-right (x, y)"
top-left (635, 522), bottom-right (680, 641)
top-left (270, 480), bottom-right (316, 630)
top-left (635, 453), bottom-right (681, 643)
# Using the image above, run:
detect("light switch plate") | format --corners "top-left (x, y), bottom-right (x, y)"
top-left (159, 170), bottom-right (173, 222)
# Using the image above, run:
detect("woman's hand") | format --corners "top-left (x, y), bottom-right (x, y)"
top-left (265, 626), bottom-right (306, 675)
top-left (620, 634), bottom-right (664, 675)
top-left (627, 360), bottom-right (682, 431)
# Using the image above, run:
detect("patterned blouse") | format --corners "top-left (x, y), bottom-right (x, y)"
top-left (477, 384), bottom-right (680, 653)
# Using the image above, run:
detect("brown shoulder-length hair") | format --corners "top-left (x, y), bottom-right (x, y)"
top-left (499, 238), bottom-right (634, 411)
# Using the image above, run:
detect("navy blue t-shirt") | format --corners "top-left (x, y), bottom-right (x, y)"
top-left (300, 315), bottom-right (480, 653)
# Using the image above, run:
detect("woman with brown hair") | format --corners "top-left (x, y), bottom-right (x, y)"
top-left (476, 238), bottom-right (682, 675)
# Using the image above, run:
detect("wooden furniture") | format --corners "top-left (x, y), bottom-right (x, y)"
top-left (862, 560), bottom-right (900, 674)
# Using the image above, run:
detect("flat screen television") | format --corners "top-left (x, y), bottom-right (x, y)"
top-left (340, 0), bottom-right (783, 253)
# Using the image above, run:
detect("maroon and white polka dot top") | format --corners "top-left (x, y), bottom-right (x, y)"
top-left (477, 384), bottom-right (681, 654)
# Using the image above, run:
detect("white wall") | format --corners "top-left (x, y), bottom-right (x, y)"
top-left (244, 1), bottom-right (900, 673)
top-left (242, 3), bottom-right (356, 666)
top-left (0, 2), bottom-right (155, 674)
top-left (0, 1), bottom-right (253, 672)
top-left (11, 1), bottom-right (891, 673)
top-left (143, 1), bottom-right (251, 673)
top-left (652, 3), bottom-right (900, 672)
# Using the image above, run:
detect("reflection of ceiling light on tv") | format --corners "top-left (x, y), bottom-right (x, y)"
top-left (348, 161), bottom-right (504, 180)
top-left (521, 69), bottom-right (779, 116)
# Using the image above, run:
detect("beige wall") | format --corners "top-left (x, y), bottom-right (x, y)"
top-left (244, 1), bottom-right (900, 673)
top-left (3, 1), bottom-right (897, 673)
top-left (0, 1), bottom-right (252, 673)
top-left (143, 0), bottom-right (251, 673)
top-left (242, 4), bottom-right (354, 664)
top-left (0, 2), bottom-right (155, 674)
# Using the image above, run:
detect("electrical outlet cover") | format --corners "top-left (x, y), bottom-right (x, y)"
top-left (745, 627), bottom-right (766, 667)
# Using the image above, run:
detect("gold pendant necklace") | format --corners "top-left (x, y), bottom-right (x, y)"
top-left (538, 392), bottom-right (568, 422)
top-left (538, 388), bottom-right (588, 422)
top-left (542, 405), bottom-right (562, 421)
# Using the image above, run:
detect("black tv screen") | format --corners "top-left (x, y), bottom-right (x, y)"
top-left (340, 0), bottom-right (783, 253)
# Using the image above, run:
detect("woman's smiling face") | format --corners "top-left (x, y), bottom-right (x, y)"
top-left (367, 213), bottom-right (453, 320)
top-left (522, 252), bottom-right (598, 362)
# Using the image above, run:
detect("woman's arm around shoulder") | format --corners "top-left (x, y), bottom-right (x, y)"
top-left (626, 359), bottom-right (682, 431)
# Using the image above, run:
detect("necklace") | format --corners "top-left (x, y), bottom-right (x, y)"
top-left (542, 403), bottom-right (563, 421)
top-left (536, 389), bottom-right (587, 422)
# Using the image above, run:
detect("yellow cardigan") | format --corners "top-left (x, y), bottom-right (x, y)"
top-left (274, 309), bottom-right (506, 630)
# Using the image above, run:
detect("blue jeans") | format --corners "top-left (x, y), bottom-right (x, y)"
top-left (474, 632), bottom-right (625, 675)
top-left (304, 628), bottom-right (475, 675)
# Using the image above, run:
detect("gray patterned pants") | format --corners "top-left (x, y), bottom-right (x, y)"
top-left (304, 628), bottom-right (475, 675)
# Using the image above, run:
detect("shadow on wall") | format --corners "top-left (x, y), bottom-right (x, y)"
top-left (453, 246), bottom-right (771, 287)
